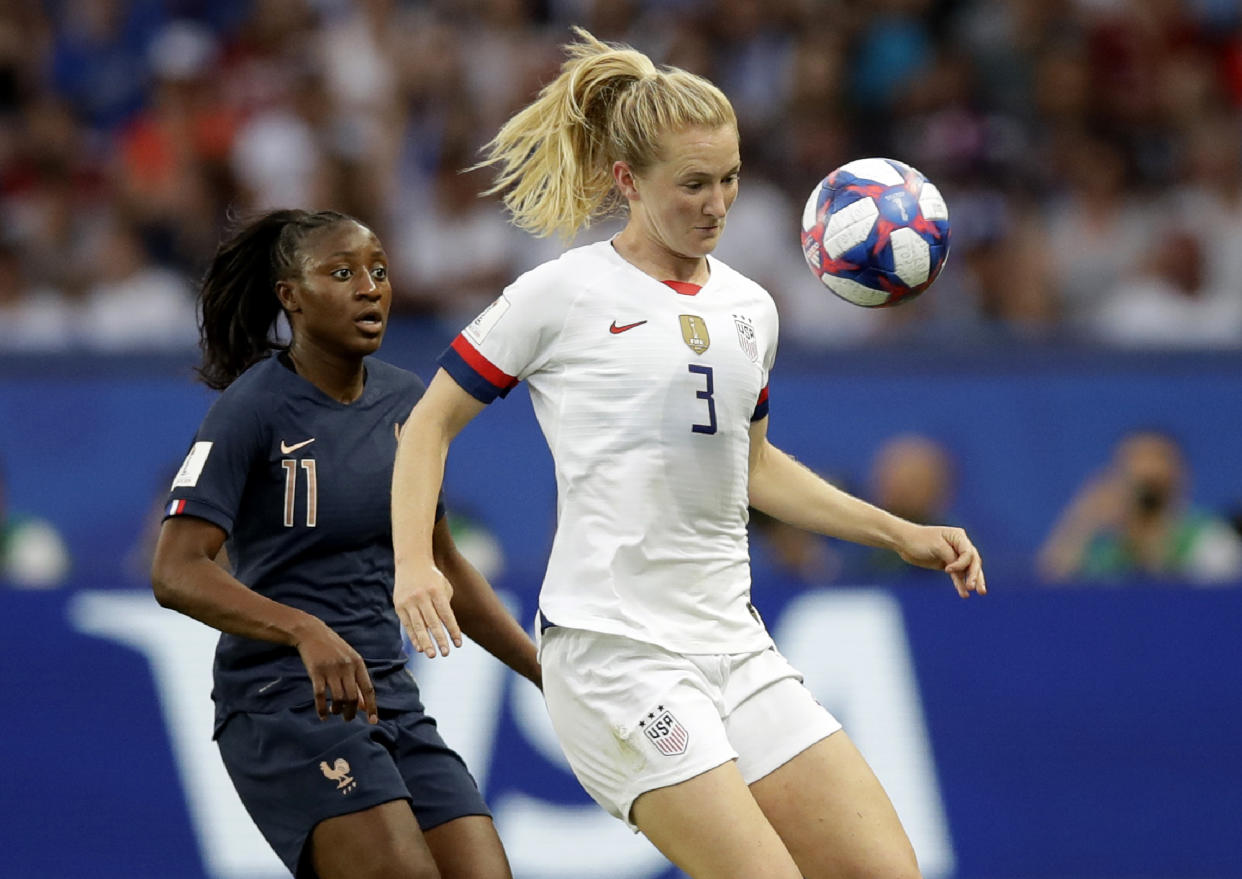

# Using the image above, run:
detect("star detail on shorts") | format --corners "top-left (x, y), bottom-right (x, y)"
top-left (639, 705), bottom-right (689, 756)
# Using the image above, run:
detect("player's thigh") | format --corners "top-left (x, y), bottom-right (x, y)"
top-left (316, 809), bottom-right (513, 879)
top-left (388, 705), bottom-right (494, 837)
top-left (217, 705), bottom-right (424, 877)
top-left (630, 761), bottom-right (803, 879)
top-left (539, 626), bottom-right (740, 827)
top-left (726, 647), bottom-right (841, 786)
top-left (310, 799), bottom-right (438, 879)
top-left (749, 732), bottom-right (920, 879)
top-left (423, 815), bottom-right (513, 879)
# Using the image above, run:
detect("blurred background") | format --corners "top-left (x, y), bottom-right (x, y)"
top-left (2, 1), bottom-right (1241, 877)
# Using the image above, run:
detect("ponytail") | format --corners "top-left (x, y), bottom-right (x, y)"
top-left (477, 27), bottom-right (736, 241)
top-left (196, 209), bottom-right (352, 390)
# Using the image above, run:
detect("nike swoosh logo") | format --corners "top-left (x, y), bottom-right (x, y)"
top-left (280, 438), bottom-right (316, 454)
top-left (610, 320), bottom-right (648, 334)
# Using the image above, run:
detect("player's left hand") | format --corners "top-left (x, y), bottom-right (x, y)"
top-left (394, 562), bottom-right (463, 658)
top-left (897, 524), bottom-right (987, 598)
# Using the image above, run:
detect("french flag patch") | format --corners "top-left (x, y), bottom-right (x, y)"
top-left (640, 705), bottom-right (690, 756)
top-left (167, 499), bottom-right (187, 516)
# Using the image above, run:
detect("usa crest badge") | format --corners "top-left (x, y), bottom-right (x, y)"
top-left (734, 313), bottom-right (758, 362)
top-left (679, 315), bottom-right (710, 355)
top-left (639, 704), bottom-right (690, 756)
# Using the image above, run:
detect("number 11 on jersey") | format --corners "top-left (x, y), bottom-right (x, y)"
top-left (281, 458), bottom-right (318, 527)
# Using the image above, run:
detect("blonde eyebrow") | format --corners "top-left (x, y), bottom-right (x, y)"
top-left (680, 163), bottom-right (741, 179)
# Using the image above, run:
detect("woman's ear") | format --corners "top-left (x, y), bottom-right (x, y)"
top-left (613, 160), bottom-right (639, 202)
top-left (275, 280), bottom-right (300, 313)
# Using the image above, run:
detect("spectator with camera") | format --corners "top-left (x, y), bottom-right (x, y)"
top-left (1038, 429), bottom-right (1242, 584)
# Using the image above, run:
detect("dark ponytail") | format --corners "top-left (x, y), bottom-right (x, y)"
top-left (196, 209), bottom-right (353, 389)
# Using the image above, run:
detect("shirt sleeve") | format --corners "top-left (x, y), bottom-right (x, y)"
top-left (437, 265), bottom-right (565, 403)
top-left (751, 385), bottom-right (770, 422)
top-left (162, 389), bottom-right (266, 535)
top-left (751, 287), bottom-right (780, 422)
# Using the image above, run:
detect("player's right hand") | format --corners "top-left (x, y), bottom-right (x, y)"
top-left (292, 618), bottom-right (378, 724)
top-left (394, 563), bottom-right (462, 659)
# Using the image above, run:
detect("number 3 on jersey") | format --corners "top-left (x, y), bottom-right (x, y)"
top-left (281, 458), bottom-right (318, 527)
top-left (688, 364), bottom-right (717, 435)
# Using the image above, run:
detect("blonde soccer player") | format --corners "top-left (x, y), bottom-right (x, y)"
top-left (391, 28), bottom-right (985, 879)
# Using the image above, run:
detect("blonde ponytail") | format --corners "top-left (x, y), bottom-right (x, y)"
top-left (477, 27), bottom-right (736, 241)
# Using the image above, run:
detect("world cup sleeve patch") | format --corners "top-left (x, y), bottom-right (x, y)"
top-left (463, 294), bottom-right (511, 346)
top-left (171, 441), bottom-right (213, 488)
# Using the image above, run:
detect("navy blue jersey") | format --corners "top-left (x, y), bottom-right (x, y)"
top-left (163, 354), bottom-right (439, 731)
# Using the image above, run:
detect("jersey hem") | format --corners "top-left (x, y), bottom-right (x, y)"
top-left (537, 612), bottom-right (774, 655)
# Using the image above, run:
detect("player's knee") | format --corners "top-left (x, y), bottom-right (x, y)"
top-left (848, 855), bottom-right (921, 879)
top-left (355, 853), bottom-right (441, 879)
top-left (315, 843), bottom-right (441, 879)
top-left (807, 844), bottom-right (920, 879)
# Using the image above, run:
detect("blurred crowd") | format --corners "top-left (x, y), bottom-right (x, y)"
top-left (2, 0), bottom-right (1242, 351)
top-left (750, 428), bottom-right (1242, 589)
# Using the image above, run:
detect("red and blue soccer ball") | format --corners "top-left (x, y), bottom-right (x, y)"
top-left (800, 157), bottom-right (951, 308)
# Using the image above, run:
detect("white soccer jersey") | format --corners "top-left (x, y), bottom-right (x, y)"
top-left (438, 240), bottom-right (779, 653)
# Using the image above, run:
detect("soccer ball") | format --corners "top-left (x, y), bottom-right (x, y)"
top-left (800, 157), bottom-right (951, 307)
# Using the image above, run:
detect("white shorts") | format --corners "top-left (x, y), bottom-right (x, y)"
top-left (539, 626), bottom-right (842, 830)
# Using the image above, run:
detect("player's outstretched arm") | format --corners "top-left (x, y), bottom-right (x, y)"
top-left (151, 517), bottom-right (379, 722)
top-left (432, 516), bottom-right (541, 688)
top-left (392, 369), bottom-right (487, 657)
top-left (747, 419), bottom-right (986, 597)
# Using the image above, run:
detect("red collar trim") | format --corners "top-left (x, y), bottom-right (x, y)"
top-left (662, 280), bottom-right (702, 296)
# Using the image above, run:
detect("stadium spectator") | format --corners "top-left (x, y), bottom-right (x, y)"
top-left (1167, 112), bottom-right (1242, 303)
top-left (1041, 131), bottom-right (1157, 334)
top-left (2, 0), bottom-right (1242, 347)
top-left (0, 239), bottom-right (73, 351)
top-left (894, 186), bottom-right (1057, 344)
top-left (113, 19), bottom-right (239, 272)
top-left (3, 95), bottom-right (110, 303)
top-left (48, 0), bottom-right (163, 131)
top-left (709, 0), bottom-right (798, 139)
top-left (867, 433), bottom-right (954, 522)
top-left (1090, 228), bottom-right (1242, 348)
top-left (391, 134), bottom-right (522, 322)
top-left (0, 455), bottom-right (71, 589)
top-left (229, 64), bottom-right (330, 213)
top-left (78, 216), bottom-right (199, 351)
top-left (1038, 429), bottom-right (1242, 584)
top-left (749, 505), bottom-right (845, 588)
top-left (851, 433), bottom-right (961, 581)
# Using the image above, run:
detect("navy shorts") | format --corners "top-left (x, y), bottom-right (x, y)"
top-left (216, 703), bottom-right (490, 877)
